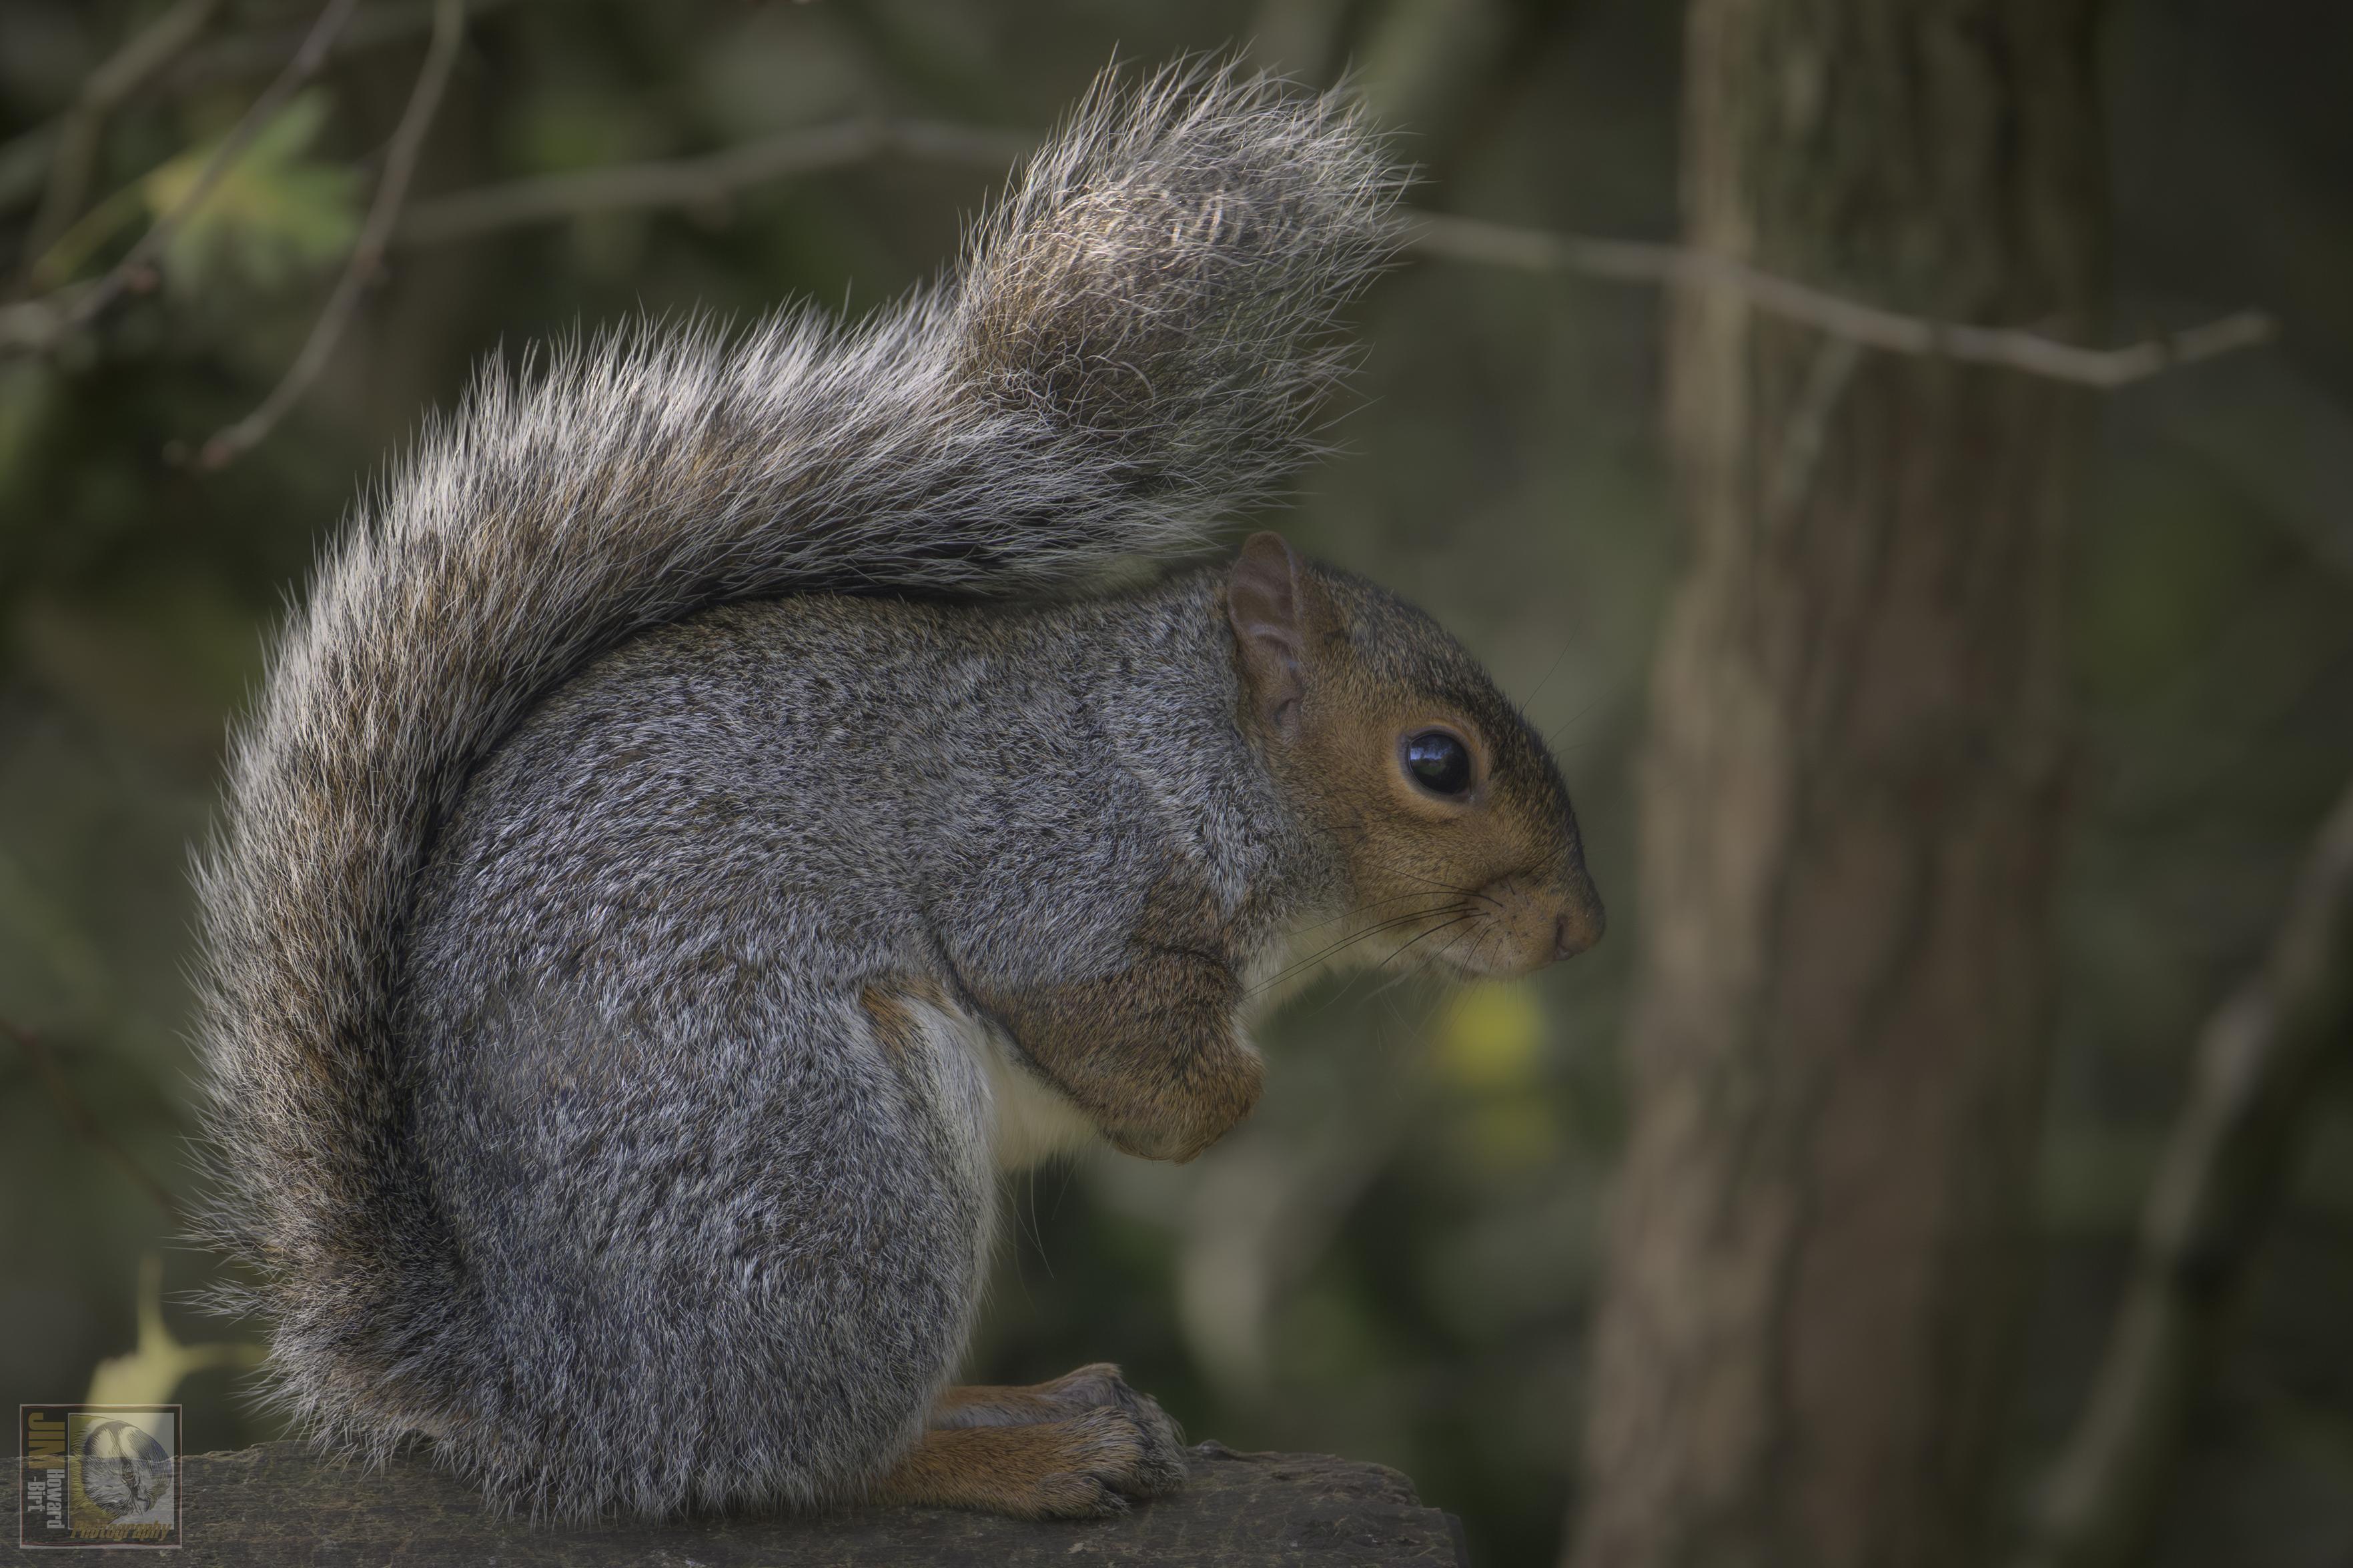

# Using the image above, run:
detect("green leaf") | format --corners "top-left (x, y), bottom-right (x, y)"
top-left (141, 91), bottom-right (360, 296)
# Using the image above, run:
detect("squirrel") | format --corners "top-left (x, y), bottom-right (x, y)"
top-left (189, 63), bottom-right (1603, 1525)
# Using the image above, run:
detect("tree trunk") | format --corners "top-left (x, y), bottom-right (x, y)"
top-left (1570, 5), bottom-right (2106, 1568)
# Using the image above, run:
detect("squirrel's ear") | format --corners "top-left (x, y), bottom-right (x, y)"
top-left (1228, 532), bottom-right (1307, 738)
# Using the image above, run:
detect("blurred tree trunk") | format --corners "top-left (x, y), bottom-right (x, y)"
top-left (1570, 5), bottom-right (2106, 1568)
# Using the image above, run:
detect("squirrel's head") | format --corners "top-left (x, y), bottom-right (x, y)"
top-left (1226, 532), bottom-right (1604, 981)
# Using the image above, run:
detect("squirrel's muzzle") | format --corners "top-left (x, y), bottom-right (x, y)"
top-left (1459, 858), bottom-right (1604, 978)
top-left (1555, 895), bottom-right (1605, 961)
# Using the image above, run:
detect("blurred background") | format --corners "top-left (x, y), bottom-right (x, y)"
top-left (1, 2), bottom-right (2349, 1565)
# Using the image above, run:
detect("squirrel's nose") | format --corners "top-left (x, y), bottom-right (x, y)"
top-left (1554, 900), bottom-right (1604, 960)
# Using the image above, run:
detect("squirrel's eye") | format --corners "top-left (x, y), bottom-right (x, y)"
top-left (1402, 729), bottom-right (1474, 798)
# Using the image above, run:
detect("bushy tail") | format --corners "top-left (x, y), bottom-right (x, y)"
top-left (189, 61), bottom-right (1396, 1447)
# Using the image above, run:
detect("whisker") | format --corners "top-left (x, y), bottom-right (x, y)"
top-left (1248, 904), bottom-right (1462, 996)
top-left (1340, 914), bottom-right (1476, 1007)
top-left (1291, 904), bottom-right (1455, 961)
top-left (1292, 888), bottom-right (1466, 934)
top-left (1381, 914), bottom-right (1476, 974)
top-left (1393, 868), bottom-right (1502, 910)
top-left (1362, 965), bottom-right (1433, 1006)
top-left (1385, 921), bottom-right (1486, 1001)
top-left (1520, 631), bottom-right (1580, 712)
top-left (1543, 694), bottom-right (1602, 752)
top-left (1455, 922), bottom-right (1500, 979)
top-left (1426, 921), bottom-right (1484, 977)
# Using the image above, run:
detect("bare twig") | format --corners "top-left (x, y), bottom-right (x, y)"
top-left (2, 1014), bottom-right (184, 1224)
top-left (0, 0), bottom-right (359, 359)
top-left (14, 0), bottom-right (226, 280)
top-left (394, 119), bottom-right (1035, 247)
top-left (0, 0), bottom-right (531, 219)
top-left (7, 105), bottom-right (2276, 400)
top-left (395, 159), bottom-right (2270, 389)
top-left (169, 0), bottom-right (525, 93)
top-left (198, 0), bottom-right (466, 468)
top-left (1405, 211), bottom-right (2276, 389)
top-left (2017, 779), bottom-right (2353, 1568)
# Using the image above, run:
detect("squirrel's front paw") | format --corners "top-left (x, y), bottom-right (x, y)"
top-left (1033, 1364), bottom-right (1188, 1499)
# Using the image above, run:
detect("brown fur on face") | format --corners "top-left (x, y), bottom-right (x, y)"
top-left (1226, 532), bottom-right (1603, 980)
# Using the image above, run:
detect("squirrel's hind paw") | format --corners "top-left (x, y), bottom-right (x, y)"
top-left (927, 1361), bottom-right (1189, 1501)
top-left (873, 1404), bottom-right (1184, 1519)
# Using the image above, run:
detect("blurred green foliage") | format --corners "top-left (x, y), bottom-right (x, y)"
top-left (1, 3), bottom-right (2350, 1565)
top-left (141, 92), bottom-right (361, 295)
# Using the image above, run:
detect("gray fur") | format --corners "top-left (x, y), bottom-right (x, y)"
top-left (399, 579), bottom-right (1329, 1517)
top-left (189, 63), bottom-right (1398, 1520)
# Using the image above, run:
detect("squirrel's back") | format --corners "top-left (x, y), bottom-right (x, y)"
top-left (402, 570), bottom-right (1282, 1041)
top-left (189, 63), bottom-right (1397, 1480)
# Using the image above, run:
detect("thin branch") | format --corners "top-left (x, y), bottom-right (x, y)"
top-left (395, 155), bottom-right (2271, 389)
top-left (1404, 211), bottom-right (2277, 389)
top-left (394, 119), bottom-right (1035, 247)
top-left (198, 0), bottom-right (466, 468)
top-left (2, 1014), bottom-right (184, 1225)
top-left (2017, 778), bottom-right (2353, 1568)
top-left (14, 0), bottom-right (227, 281)
top-left (7, 107), bottom-right (2277, 398)
top-left (0, 0), bottom-right (359, 359)
top-left (0, 0), bottom-right (533, 219)
top-left (167, 0), bottom-right (526, 93)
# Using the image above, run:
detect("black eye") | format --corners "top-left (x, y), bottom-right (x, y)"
top-left (1402, 729), bottom-right (1474, 797)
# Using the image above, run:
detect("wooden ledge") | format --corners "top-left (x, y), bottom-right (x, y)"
top-left (137, 1440), bottom-right (1468, 1565)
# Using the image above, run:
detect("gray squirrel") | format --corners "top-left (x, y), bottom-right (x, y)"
top-left (189, 63), bottom-right (1603, 1524)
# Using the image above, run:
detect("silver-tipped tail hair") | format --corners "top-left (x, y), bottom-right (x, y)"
top-left (187, 60), bottom-right (1399, 1451)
